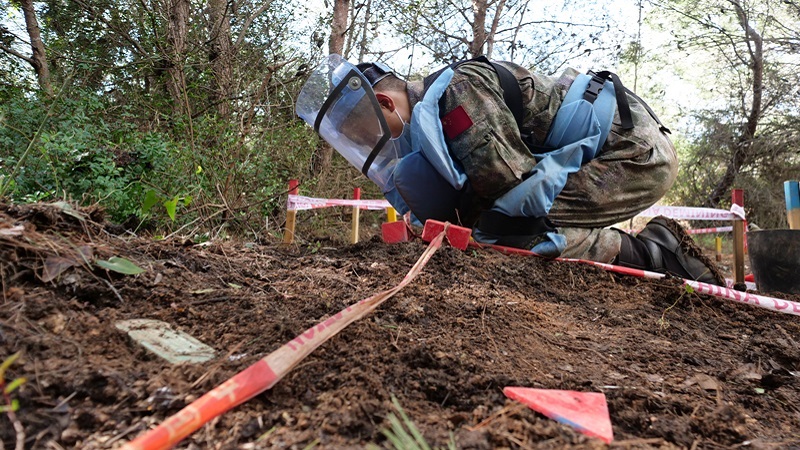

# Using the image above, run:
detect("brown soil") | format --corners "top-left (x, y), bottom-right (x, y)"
top-left (2, 203), bottom-right (800, 449)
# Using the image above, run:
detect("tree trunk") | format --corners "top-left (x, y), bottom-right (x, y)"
top-left (318, 0), bottom-right (350, 177)
top-left (509, 0), bottom-right (531, 61)
top-left (357, 0), bottom-right (372, 62)
top-left (207, 0), bottom-right (234, 118)
top-left (707, 1), bottom-right (763, 207)
top-left (485, 0), bottom-right (506, 59)
top-left (166, 0), bottom-right (190, 115)
top-left (19, 0), bottom-right (52, 95)
top-left (470, 0), bottom-right (488, 57)
top-left (329, 0), bottom-right (349, 55)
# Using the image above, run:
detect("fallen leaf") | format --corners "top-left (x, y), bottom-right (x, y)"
top-left (192, 288), bottom-right (215, 295)
top-left (41, 256), bottom-right (78, 282)
top-left (96, 257), bottom-right (146, 275)
top-left (77, 245), bottom-right (94, 262)
top-left (686, 374), bottom-right (719, 391)
top-left (52, 201), bottom-right (86, 221)
top-left (732, 363), bottom-right (762, 381)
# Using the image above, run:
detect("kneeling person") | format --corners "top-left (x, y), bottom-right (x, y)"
top-left (295, 55), bottom-right (724, 285)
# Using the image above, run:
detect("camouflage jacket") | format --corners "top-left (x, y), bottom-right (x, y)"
top-left (408, 60), bottom-right (578, 202)
top-left (406, 59), bottom-right (675, 230)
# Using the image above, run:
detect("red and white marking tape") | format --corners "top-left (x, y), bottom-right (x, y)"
top-left (636, 204), bottom-right (746, 221)
top-left (622, 225), bottom-right (735, 235)
top-left (687, 226), bottom-right (734, 235)
top-left (287, 194), bottom-right (391, 211)
top-left (466, 241), bottom-right (797, 316)
top-left (121, 229), bottom-right (448, 450)
top-left (561, 258), bottom-right (800, 316)
top-left (287, 194), bottom-right (747, 225)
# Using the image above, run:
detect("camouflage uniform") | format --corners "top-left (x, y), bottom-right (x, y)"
top-left (407, 59), bottom-right (678, 262)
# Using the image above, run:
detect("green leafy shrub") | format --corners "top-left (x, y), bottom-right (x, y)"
top-left (0, 90), bottom-right (193, 223)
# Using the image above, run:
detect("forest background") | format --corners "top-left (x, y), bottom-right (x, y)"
top-left (1, 0), bottom-right (798, 241)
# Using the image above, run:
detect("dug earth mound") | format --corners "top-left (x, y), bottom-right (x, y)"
top-left (1, 203), bottom-right (799, 449)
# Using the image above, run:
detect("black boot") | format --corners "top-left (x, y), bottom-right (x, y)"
top-left (615, 216), bottom-right (725, 285)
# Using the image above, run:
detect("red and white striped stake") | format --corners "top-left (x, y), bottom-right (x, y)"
top-left (121, 229), bottom-right (448, 450)
top-left (732, 189), bottom-right (746, 284)
top-left (282, 179), bottom-right (300, 244)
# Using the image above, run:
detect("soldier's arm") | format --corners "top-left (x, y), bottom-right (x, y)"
top-left (440, 62), bottom-right (536, 200)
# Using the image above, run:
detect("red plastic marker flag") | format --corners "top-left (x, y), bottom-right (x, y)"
top-left (421, 220), bottom-right (471, 250)
top-left (503, 387), bottom-right (614, 444)
top-left (382, 221), bottom-right (411, 244)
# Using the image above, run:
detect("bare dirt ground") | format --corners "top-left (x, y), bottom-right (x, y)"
top-left (2, 202), bottom-right (800, 450)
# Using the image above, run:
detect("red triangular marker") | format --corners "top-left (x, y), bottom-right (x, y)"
top-left (503, 387), bottom-right (614, 444)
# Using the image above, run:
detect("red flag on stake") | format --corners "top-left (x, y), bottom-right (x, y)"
top-left (503, 387), bottom-right (614, 444)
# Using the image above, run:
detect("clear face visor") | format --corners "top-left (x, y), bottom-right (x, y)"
top-left (296, 55), bottom-right (405, 192)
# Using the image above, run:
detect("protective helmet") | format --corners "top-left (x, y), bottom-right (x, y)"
top-left (356, 61), bottom-right (396, 86)
top-left (296, 55), bottom-right (407, 192)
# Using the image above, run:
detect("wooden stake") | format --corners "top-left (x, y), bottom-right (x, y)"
top-left (732, 189), bottom-right (745, 285)
top-left (282, 179), bottom-right (299, 244)
top-left (351, 187), bottom-right (361, 244)
top-left (786, 180), bottom-right (800, 230)
top-left (715, 236), bottom-right (722, 262)
top-left (386, 207), bottom-right (397, 223)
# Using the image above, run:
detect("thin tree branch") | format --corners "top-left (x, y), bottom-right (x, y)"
top-left (0, 42), bottom-right (34, 64)
top-left (73, 0), bottom-right (149, 56)
top-left (235, 0), bottom-right (275, 48)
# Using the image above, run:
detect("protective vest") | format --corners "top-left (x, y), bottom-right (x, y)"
top-left (387, 60), bottom-right (642, 229)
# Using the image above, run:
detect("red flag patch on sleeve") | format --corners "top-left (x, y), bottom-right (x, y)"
top-left (441, 105), bottom-right (474, 140)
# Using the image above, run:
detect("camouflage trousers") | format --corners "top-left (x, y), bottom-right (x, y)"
top-left (548, 94), bottom-right (678, 262)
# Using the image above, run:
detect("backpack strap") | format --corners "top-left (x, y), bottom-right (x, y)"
top-left (589, 70), bottom-right (634, 130)
top-left (488, 60), bottom-right (524, 128)
top-left (586, 70), bottom-right (671, 134)
top-left (626, 87), bottom-right (671, 134)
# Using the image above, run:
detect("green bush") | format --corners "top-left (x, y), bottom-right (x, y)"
top-left (0, 79), bottom-right (365, 238)
top-left (0, 91), bottom-right (183, 222)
